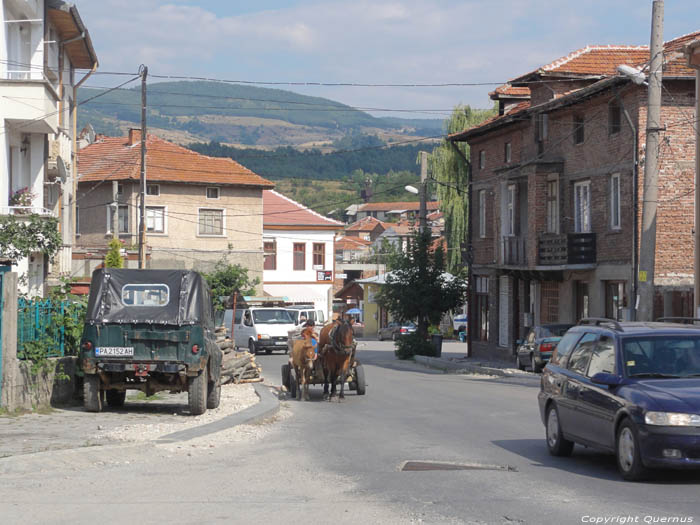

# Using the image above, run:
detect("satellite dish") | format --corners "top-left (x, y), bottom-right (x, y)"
top-left (86, 123), bottom-right (96, 144)
top-left (57, 156), bottom-right (68, 183)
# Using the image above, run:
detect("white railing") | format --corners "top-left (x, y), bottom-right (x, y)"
top-left (0, 206), bottom-right (56, 217)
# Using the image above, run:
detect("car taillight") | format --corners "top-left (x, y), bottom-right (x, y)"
top-left (400, 328), bottom-right (407, 333)
top-left (540, 342), bottom-right (554, 352)
top-left (81, 341), bottom-right (93, 351)
top-left (192, 344), bottom-right (199, 354)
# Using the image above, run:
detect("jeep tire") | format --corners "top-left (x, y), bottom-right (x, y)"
top-left (207, 377), bottom-right (221, 409)
top-left (188, 363), bottom-right (208, 416)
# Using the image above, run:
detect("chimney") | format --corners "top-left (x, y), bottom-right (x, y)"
top-left (128, 128), bottom-right (142, 146)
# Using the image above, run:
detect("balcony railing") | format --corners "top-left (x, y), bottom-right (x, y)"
top-left (538, 232), bottom-right (596, 265)
top-left (0, 206), bottom-right (55, 217)
top-left (502, 235), bottom-right (527, 266)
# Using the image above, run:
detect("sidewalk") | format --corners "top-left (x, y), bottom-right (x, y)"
top-left (412, 340), bottom-right (537, 379)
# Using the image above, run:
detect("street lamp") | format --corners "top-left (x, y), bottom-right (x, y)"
top-left (404, 185), bottom-right (418, 194)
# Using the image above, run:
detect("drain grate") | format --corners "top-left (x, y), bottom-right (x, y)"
top-left (400, 460), bottom-right (516, 472)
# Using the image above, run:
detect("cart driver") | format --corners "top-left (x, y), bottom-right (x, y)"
top-left (301, 319), bottom-right (319, 359)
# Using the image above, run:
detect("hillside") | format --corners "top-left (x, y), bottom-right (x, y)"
top-left (77, 81), bottom-right (444, 147)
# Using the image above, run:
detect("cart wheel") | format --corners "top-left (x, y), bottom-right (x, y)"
top-left (289, 369), bottom-right (298, 399)
top-left (281, 364), bottom-right (291, 390)
top-left (355, 364), bottom-right (366, 395)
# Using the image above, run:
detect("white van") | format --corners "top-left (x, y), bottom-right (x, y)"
top-left (234, 307), bottom-right (296, 355)
top-left (286, 305), bottom-right (326, 326)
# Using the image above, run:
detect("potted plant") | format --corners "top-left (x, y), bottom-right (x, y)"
top-left (9, 187), bottom-right (35, 211)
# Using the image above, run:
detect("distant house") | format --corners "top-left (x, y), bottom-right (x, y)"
top-left (262, 190), bottom-right (343, 319)
top-left (347, 200), bottom-right (440, 222)
top-left (344, 216), bottom-right (386, 242)
top-left (75, 130), bottom-right (274, 283)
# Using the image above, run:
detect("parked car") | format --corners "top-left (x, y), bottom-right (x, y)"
top-left (515, 323), bottom-right (574, 372)
top-left (80, 269), bottom-right (222, 416)
top-left (378, 321), bottom-right (416, 341)
top-left (538, 317), bottom-right (700, 481)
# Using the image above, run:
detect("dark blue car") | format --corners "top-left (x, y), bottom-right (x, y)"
top-left (538, 318), bottom-right (700, 481)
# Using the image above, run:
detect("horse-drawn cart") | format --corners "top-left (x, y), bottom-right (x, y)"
top-left (281, 357), bottom-right (366, 398)
top-left (282, 320), bottom-right (366, 399)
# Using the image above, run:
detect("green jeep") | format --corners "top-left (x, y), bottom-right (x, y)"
top-left (80, 269), bottom-right (222, 415)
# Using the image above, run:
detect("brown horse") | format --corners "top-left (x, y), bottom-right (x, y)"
top-left (319, 319), bottom-right (355, 401)
top-left (290, 332), bottom-right (316, 401)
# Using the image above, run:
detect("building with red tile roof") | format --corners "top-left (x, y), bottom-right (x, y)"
top-left (345, 216), bottom-right (387, 242)
top-left (75, 129), bottom-right (274, 284)
top-left (449, 30), bottom-right (700, 361)
top-left (262, 190), bottom-right (343, 318)
top-left (348, 200), bottom-right (440, 222)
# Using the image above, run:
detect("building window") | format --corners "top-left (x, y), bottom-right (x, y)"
top-left (117, 183), bottom-right (124, 196)
top-left (107, 205), bottom-right (129, 234)
top-left (146, 184), bottom-right (160, 196)
top-left (206, 187), bottom-right (220, 199)
top-left (536, 113), bottom-right (548, 142)
top-left (573, 114), bottom-right (585, 144)
top-left (313, 243), bottom-right (325, 267)
top-left (146, 206), bottom-right (165, 233)
top-left (610, 173), bottom-right (621, 230)
top-left (198, 208), bottom-right (223, 235)
top-left (479, 150), bottom-right (485, 170)
top-left (475, 276), bottom-right (489, 342)
top-left (574, 181), bottom-right (591, 233)
top-left (264, 240), bottom-right (276, 270)
top-left (609, 100), bottom-right (622, 135)
top-left (546, 178), bottom-right (559, 233)
top-left (479, 190), bottom-right (486, 238)
top-left (293, 243), bottom-right (306, 271)
top-left (504, 142), bottom-right (511, 163)
top-left (505, 184), bottom-right (516, 236)
top-left (76, 205), bottom-right (80, 235)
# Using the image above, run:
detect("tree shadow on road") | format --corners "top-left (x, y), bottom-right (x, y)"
top-left (493, 438), bottom-right (700, 484)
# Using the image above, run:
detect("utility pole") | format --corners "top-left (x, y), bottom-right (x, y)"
top-left (637, 0), bottom-right (664, 321)
top-left (419, 151), bottom-right (428, 233)
top-left (138, 65), bottom-right (148, 269)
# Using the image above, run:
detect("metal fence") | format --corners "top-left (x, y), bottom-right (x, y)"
top-left (17, 298), bottom-right (83, 359)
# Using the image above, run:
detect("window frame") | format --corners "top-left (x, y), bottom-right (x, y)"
top-left (293, 243), bottom-right (306, 271)
top-left (574, 180), bottom-right (591, 233)
top-left (573, 114), bottom-right (585, 145)
top-left (206, 187), bottom-right (220, 200)
top-left (106, 204), bottom-right (129, 234)
top-left (504, 142), bottom-right (512, 163)
top-left (505, 184), bottom-right (516, 236)
top-left (609, 100), bottom-right (622, 135)
top-left (546, 177), bottom-right (559, 234)
top-left (312, 242), bottom-right (325, 268)
top-left (264, 240), bottom-right (277, 270)
top-left (479, 150), bottom-right (485, 170)
top-left (478, 189), bottom-right (486, 239)
top-left (146, 184), bottom-right (160, 196)
top-left (610, 173), bottom-right (621, 230)
top-left (145, 205), bottom-right (166, 234)
top-left (197, 207), bottom-right (224, 237)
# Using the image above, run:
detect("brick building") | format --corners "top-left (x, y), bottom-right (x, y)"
top-left (450, 32), bottom-right (700, 360)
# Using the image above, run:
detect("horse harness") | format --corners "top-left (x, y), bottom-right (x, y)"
top-left (328, 321), bottom-right (356, 357)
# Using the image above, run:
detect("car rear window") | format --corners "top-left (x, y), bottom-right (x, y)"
top-left (121, 284), bottom-right (169, 306)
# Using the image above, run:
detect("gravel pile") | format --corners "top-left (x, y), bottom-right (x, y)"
top-left (93, 383), bottom-right (259, 443)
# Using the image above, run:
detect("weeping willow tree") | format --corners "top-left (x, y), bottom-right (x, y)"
top-left (428, 105), bottom-right (496, 272)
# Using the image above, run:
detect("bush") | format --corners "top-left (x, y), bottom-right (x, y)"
top-left (394, 332), bottom-right (437, 360)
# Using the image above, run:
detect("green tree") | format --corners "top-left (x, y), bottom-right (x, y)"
top-left (376, 229), bottom-right (467, 350)
top-left (428, 105), bottom-right (496, 272)
top-left (0, 215), bottom-right (61, 262)
top-left (203, 260), bottom-right (260, 311)
top-left (104, 239), bottom-right (124, 268)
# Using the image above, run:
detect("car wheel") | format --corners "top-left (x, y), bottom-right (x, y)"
top-left (546, 404), bottom-right (574, 457)
top-left (105, 389), bottom-right (126, 408)
top-left (616, 419), bottom-right (648, 481)
top-left (84, 374), bottom-right (102, 412)
top-left (531, 354), bottom-right (542, 373)
top-left (249, 340), bottom-right (257, 355)
top-left (187, 363), bottom-right (208, 416)
top-left (207, 378), bottom-right (221, 409)
top-left (378, 332), bottom-right (383, 341)
top-left (516, 353), bottom-right (525, 371)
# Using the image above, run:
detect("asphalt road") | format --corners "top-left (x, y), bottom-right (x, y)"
top-left (1, 340), bottom-right (699, 524)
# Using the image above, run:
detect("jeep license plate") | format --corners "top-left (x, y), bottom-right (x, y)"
top-left (95, 346), bottom-right (134, 357)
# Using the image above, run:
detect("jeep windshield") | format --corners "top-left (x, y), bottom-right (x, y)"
top-left (623, 336), bottom-right (700, 378)
top-left (253, 309), bottom-right (294, 324)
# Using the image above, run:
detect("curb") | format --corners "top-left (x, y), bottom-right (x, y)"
top-left (414, 355), bottom-right (532, 379)
top-left (156, 382), bottom-right (280, 444)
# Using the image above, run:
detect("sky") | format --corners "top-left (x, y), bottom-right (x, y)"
top-left (76, 0), bottom-right (700, 120)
